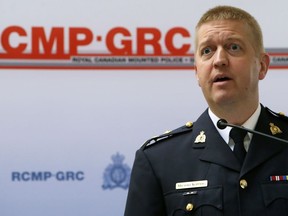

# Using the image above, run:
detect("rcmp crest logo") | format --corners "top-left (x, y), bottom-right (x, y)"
top-left (102, 152), bottom-right (131, 190)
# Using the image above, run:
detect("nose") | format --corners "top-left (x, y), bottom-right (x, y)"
top-left (213, 47), bottom-right (228, 67)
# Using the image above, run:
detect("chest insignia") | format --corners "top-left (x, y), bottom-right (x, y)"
top-left (194, 131), bottom-right (206, 143)
top-left (269, 123), bottom-right (282, 135)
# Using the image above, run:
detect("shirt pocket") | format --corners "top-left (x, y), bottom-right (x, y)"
top-left (261, 182), bottom-right (288, 214)
top-left (164, 186), bottom-right (223, 216)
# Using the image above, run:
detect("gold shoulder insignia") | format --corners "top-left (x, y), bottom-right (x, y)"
top-left (141, 121), bottom-right (193, 149)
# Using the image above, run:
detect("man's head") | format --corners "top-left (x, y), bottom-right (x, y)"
top-left (193, 5), bottom-right (270, 121)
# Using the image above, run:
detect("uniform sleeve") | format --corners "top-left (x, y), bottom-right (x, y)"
top-left (124, 149), bottom-right (166, 216)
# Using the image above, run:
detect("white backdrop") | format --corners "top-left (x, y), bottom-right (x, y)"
top-left (0, 1), bottom-right (288, 216)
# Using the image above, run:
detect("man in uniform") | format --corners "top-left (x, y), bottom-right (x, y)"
top-left (124, 5), bottom-right (288, 216)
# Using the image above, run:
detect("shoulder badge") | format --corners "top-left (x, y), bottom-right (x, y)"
top-left (141, 121), bottom-right (193, 149)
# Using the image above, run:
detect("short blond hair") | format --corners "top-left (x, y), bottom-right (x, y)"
top-left (195, 5), bottom-right (264, 54)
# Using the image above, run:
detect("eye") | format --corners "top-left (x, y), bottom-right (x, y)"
top-left (201, 47), bottom-right (212, 55)
top-left (229, 43), bottom-right (241, 51)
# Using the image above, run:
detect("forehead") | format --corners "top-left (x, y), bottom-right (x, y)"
top-left (196, 20), bottom-right (253, 45)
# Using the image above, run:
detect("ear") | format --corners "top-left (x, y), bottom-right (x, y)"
top-left (258, 53), bottom-right (270, 80)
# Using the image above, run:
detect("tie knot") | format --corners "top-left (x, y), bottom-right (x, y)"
top-left (230, 128), bottom-right (247, 144)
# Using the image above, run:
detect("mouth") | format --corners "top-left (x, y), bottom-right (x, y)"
top-left (213, 75), bottom-right (231, 83)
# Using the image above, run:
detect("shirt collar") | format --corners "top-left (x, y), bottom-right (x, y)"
top-left (208, 104), bottom-right (261, 144)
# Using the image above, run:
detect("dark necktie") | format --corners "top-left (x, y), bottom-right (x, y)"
top-left (230, 128), bottom-right (247, 165)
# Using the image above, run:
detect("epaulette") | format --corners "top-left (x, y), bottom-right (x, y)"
top-left (141, 121), bottom-right (193, 150)
top-left (265, 106), bottom-right (288, 121)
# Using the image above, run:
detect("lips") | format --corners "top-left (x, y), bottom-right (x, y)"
top-left (213, 75), bottom-right (231, 83)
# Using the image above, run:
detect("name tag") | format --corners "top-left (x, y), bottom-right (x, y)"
top-left (176, 180), bottom-right (208, 190)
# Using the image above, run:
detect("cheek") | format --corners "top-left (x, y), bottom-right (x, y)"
top-left (195, 59), bottom-right (213, 87)
top-left (195, 70), bottom-right (203, 87)
top-left (245, 68), bottom-right (260, 87)
top-left (250, 57), bottom-right (266, 79)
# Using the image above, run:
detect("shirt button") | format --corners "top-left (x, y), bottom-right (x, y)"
top-left (240, 179), bottom-right (248, 189)
top-left (186, 203), bottom-right (194, 211)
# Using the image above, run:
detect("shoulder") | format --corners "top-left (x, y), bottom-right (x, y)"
top-left (265, 106), bottom-right (288, 122)
top-left (264, 106), bottom-right (288, 135)
top-left (140, 121), bottom-right (194, 150)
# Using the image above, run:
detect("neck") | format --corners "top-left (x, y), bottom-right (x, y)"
top-left (210, 101), bottom-right (259, 125)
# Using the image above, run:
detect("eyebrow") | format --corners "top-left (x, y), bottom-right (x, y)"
top-left (198, 36), bottom-right (244, 48)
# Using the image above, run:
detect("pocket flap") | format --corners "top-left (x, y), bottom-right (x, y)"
top-left (261, 183), bottom-right (288, 206)
top-left (165, 186), bottom-right (223, 214)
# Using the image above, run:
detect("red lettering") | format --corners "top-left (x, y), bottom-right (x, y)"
top-left (32, 27), bottom-right (64, 55)
top-left (165, 27), bottom-right (191, 55)
top-left (69, 28), bottom-right (93, 55)
top-left (0, 26), bottom-right (192, 57)
top-left (106, 27), bottom-right (132, 55)
top-left (1, 26), bottom-right (27, 54)
top-left (137, 28), bottom-right (161, 55)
